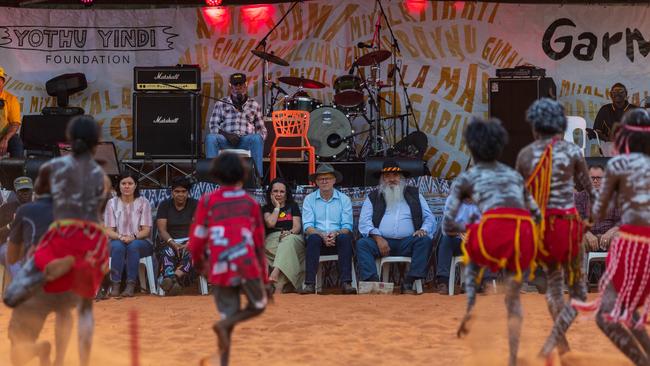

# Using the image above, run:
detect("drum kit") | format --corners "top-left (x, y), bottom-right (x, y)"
top-left (252, 48), bottom-right (393, 161)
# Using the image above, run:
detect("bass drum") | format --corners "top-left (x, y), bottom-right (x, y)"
top-left (308, 106), bottom-right (352, 159)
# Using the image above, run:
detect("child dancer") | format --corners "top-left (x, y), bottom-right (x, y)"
top-left (572, 108), bottom-right (650, 365)
top-left (515, 99), bottom-right (594, 358)
top-left (445, 117), bottom-right (540, 366)
top-left (188, 152), bottom-right (269, 366)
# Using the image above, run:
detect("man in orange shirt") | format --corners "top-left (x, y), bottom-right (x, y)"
top-left (0, 66), bottom-right (23, 158)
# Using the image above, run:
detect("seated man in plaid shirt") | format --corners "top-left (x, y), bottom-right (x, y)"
top-left (205, 73), bottom-right (267, 179)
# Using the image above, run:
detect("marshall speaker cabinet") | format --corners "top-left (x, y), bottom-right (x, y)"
top-left (133, 92), bottom-right (201, 159)
top-left (488, 77), bottom-right (556, 168)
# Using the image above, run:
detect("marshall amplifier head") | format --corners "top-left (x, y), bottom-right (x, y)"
top-left (133, 65), bottom-right (201, 91)
top-left (133, 92), bottom-right (201, 159)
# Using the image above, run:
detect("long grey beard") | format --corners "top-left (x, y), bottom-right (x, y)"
top-left (380, 180), bottom-right (406, 209)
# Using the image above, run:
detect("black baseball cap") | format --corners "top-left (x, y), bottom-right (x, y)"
top-left (229, 73), bottom-right (246, 85)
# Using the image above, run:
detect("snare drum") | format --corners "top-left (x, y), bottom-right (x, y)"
top-left (283, 96), bottom-right (321, 112)
top-left (308, 106), bottom-right (352, 159)
top-left (333, 75), bottom-right (364, 107)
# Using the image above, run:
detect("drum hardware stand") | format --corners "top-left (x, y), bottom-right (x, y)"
top-left (253, 0), bottom-right (301, 117)
top-left (357, 68), bottom-right (385, 157)
top-left (375, 0), bottom-right (418, 142)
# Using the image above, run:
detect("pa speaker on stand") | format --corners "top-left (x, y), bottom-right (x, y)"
top-left (488, 77), bottom-right (556, 168)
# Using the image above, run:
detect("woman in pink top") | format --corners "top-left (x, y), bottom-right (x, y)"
top-left (104, 172), bottom-right (153, 297)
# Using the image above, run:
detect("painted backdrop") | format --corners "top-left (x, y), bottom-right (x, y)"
top-left (1, 2), bottom-right (648, 177)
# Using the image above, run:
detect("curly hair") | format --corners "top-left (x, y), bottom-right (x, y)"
top-left (263, 178), bottom-right (294, 211)
top-left (614, 108), bottom-right (650, 155)
top-left (210, 152), bottom-right (248, 185)
top-left (526, 98), bottom-right (567, 135)
top-left (464, 117), bottom-right (508, 162)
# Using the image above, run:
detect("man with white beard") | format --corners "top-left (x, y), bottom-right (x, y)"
top-left (357, 160), bottom-right (436, 294)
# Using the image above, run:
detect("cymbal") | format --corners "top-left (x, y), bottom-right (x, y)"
top-left (356, 50), bottom-right (391, 66)
top-left (278, 76), bottom-right (326, 89)
top-left (251, 50), bottom-right (289, 66)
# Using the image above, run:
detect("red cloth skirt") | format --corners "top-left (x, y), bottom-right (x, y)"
top-left (462, 207), bottom-right (537, 281)
top-left (574, 225), bottom-right (650, 328)
top-left (538, 207), bottom-right (584, 266)
top-left (33, 220), bottom-right (109, 299)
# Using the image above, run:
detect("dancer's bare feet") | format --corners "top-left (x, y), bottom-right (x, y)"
top-left (457, 313), bottom-right (473, 338)
top-left (36, 340), bottom-right (51, 366)
top-left (44, 256), bottom-right (74, 281)
top-left (212, 321), bottom-right (230, 353)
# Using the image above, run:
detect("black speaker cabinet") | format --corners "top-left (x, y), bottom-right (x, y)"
top-left (133, 92), bottom-right (201, 159)
top-left (21, 114), bottom-right (78, 151)
top-left (488, 77), bottom-right (556, 168)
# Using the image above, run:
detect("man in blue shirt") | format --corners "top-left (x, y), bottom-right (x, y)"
top-left (301, 164), bottom-right (355, 295)
top-left (357, 160), bottom-right (436, 294)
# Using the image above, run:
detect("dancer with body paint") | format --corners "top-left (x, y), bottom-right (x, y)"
top-left (515, 99), bottom-right (594, 359)
top-left (3, 115), bottom-right (111, 366)
top-left (445, 117), bottom-right (540, 366)
top-left (572, 108), bottom-right (650, 366)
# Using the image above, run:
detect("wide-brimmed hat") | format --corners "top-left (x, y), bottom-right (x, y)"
top-left (309, 163), bottom-right (343, 183)
top-left (373, 160), bottom-right (411, 178)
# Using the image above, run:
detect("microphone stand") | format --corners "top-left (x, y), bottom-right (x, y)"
top-left (253, 0), bottom-right (301, 117)
top-left (376, 0), bottom-right (418, 140)
top-left (160, 83), bottom-right (241, 110)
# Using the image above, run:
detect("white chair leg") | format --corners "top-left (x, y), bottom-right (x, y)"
top-left (199, 276), bottom-right (209, 295)
top-left (145, 257), bottom-right (157, 294)
top-left (138, 261), bottom-right (147, 293)
top-left (316, 263), bottom-right (323, 294)
top-left (375, 259), bottom-right (381, 279)
top-left (448, 260), bottom-right (457, 296)
top-left (381, 263), bottom-right (390, 282)
top-left (351, 262), bottom-right (357, 290)
top-left (414, 279), bottom-right (423, 294)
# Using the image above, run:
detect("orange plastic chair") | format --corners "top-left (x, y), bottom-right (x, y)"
top-left (269, 110), bottom-right (316, 182)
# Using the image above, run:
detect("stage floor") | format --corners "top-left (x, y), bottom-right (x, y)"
top-left (0, 291), bottom-right (634, 365)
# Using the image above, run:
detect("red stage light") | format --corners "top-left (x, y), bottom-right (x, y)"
top-left (202, 6), bottom-right (230, 31)
top-left (205, 0), bottom-right (222, 6)
top-left (240, 5), bottom-right (274, 33)
top-left (404, 0), bottom-right (427, 14)
top-left (454, 1), bottom-right (465, 12)
top-left (80, 0), bottom-right (93, 5)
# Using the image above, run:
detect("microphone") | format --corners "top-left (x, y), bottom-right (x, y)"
top-left (268, 81), bottom-right (288, 95)
top-left (357, 41), bottom-right (373, 49)
top-left (348, 62), bottom-right (357, 75)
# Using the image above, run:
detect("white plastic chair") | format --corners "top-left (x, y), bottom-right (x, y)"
top-left (109, 256), bottom-right (158, 295)
top-left (315, 255), bottom-right (357, 294)
top-left (564, 116), bottom-right (588, 156)
top-left (584, 252), bottom-right (608, 280)
top-left (448, 256), bottom-right (465, 295)
top-left (138, 256), bottom-right (158, 294)
top-left (376, 256), bottom-right (423, 294)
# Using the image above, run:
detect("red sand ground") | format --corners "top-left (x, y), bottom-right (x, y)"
top-left (0, 292), bottom-right (636, 365)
